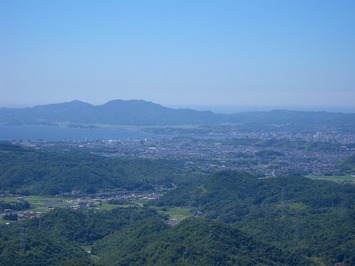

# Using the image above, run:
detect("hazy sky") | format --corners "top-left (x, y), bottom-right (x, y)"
top-left (1, 0), bottom-right (355, 110)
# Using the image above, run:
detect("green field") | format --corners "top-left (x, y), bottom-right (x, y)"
top-left (307, 175), bottom-right (355, 184)
top-left (129, 198), bottom-right (150, 207)
top-left (154, 207), bottom-right (191, 225)
top-left (1, 195), bottom-right (158, 215)
top-left (0, 195), bottom-right (70, 214)
top-left (24, 195), bottom-right (69, 211)
top-left (1, 195), bottom-right (190, 225)
top-left (0, 219), bottom-right (12, 225)
top-left (95, 202), bottom-right (134, 211)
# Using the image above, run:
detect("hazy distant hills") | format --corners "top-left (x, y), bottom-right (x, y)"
top-left (0, 99), bottom-right (222, 126)
top-left (0, 99), bottom-right (354, 130)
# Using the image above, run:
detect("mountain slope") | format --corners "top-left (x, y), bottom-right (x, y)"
top-left (92, 217), bottom-right (310, 266)
top-left (0, 207), bottom-right (309, 266)
top-left (150, 170), bottom-right (355, 264)
top-left (152, 171), bottom-right (355, 217)
top-left (0, 207), bottom-right (157, 266)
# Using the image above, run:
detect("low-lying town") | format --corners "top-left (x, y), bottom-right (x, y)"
top-left (17, 127), bottom-right (354, 177)
top-left (2, 126), bottom-right (354, 223)
top-left (0, 188), bottom-right (169, 223)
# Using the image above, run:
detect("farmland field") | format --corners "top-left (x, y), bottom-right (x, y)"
top-left (154, 207), bottom-right (191, 224)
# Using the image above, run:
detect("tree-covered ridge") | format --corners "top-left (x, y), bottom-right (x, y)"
top-left (93, 217), bottom-right (310, 266)
top-left (237, 209), bottom-right (355, 266)
top-left (0, 207), bottom-right (157, 266)
top-left (150, 171), bottom-right (355, 265)
top-left (152, 171), bottom-right (355, 213)
top-left (0, 208), bottom-right (309, 266)
top-left (0, 143), bottom-right (187, 195)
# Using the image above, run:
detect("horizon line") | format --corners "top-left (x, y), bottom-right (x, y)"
top-left (1, 99), bottom-right (355, 114)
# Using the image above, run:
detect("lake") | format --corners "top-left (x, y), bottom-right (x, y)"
top-left (0, 124), bottom-right (156, 141)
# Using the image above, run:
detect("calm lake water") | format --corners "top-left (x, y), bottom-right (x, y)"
top-left (0, 124), bottom-right (155, 141)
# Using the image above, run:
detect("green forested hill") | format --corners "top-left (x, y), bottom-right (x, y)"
top-left (152, 171), bottom-right (355, 217)
top-left (0, 143), bottom-right (188, 195)
top-left (0, 208), bottom-right (309, 266)
top-left (150, 171), bottom-right (355, 265)
top-left (93, 217), bottom-right (310, 266)
top-left (0, 207), bottom-right (158, 266)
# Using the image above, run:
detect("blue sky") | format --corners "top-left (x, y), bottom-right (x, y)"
top-left (1, 0), bottom-right (354, 111)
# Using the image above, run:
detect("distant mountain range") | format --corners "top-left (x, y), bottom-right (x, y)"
top-left (0, 99), bottom-right (354, 130)
top-left (0, 100), bottom-right (223, 126)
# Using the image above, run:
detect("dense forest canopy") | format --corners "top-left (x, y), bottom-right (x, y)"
top-left (337, 153), bottom-right (355, 174)
top-left (0, 208), bottom-right (310, 266)
top-left (0, 143), bottom-right (190, 195)
top-left (150, 171), bottom-right (355, 265)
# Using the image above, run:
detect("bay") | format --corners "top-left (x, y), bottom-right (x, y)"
top-left (0, 124), bottom-right (155, 141)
